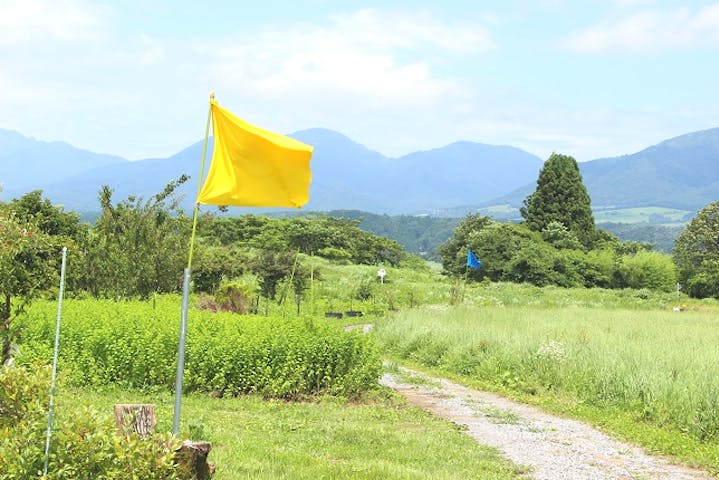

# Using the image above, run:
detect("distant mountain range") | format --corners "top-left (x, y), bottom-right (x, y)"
top-left (474, 128), bottom-right (719, 216)
top-left (1, 126), bottom-right (717, 218)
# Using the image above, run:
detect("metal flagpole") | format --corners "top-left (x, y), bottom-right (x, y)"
top-left (43, 246), bottom-right (68, 476)
top-left (173, 93), bottom-right (214, 435)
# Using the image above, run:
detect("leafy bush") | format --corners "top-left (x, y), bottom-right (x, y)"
top-left (0, 365), bottom-right (181, 479)
top-left (16, 298), bottom-right (382, 398)
top-left (685, 260), bottom-right (719, 299)
top-left (618, 251), bottom-right (678, 291)
top-left (214, 276), bottom-right (260, 314)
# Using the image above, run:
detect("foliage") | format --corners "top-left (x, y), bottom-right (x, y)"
top-left (203, 214), bottom-right (406, 267)
top-left (15, 297), bottom-right (382, 398)
top-left (0, 210), bottom-right (56, 364)
top-left (0, 365), bottom-right (181, 479)
top-left (437, 213), bottom-right (492, 277)
top-left (504, 242), bottom-right (583, 288)
top-left (8, 190), bottom-right (83, 239)
top-left (75, 178), bottom-right (190, 299)
top-left (191, 243), bottom-right (247, 293)
top-left (600, 222), bottom-right (683, 253)
top-left (521, 153), bottom-right (597, 247)
top-left (541, 221), bottom-right (583, 250)
top-left (617, 250), bottom-right (678, 292)
top-left (252, 250), bottom-right (295, 300)
top-left (684, 260), bottom-right (719, 300)
top-left (325, 210), bottom-right (460, 260)
top-left (673, 202), bottom-right (719, 298)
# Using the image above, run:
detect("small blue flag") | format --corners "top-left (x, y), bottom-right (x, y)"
top-left (467, 250), bottom-right (481, 269)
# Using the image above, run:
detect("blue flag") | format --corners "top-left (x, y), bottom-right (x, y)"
top-left (467, 250), bottom-right (481, 269)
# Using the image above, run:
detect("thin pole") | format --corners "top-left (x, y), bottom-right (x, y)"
top-left (173, 267), bottom-right (191, 435)
top-left (187, 93), bottom-right (214, 270)
top-left (43, 246), bottom-right (68, 476)
top-left (173, 93), bottom-right (214, 436)
top-left (310, 252), bottom-right (314, 315)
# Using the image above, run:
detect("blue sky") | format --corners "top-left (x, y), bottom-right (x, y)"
top-left (1, 0), bottom-right (717, 161)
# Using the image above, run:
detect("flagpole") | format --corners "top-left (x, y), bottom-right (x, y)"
top-left (43, 246), bottom-right (68, 476)
top-left (173, 93), bottom-right (214, 436)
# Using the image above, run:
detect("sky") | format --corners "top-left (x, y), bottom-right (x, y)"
top-left (1, 0), bottom-right (718, 162)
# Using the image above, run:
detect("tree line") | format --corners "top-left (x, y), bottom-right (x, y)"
top-left (0, 182), bottom-right (406, 363)
top-left (440, 153), bottom-right (719, 299)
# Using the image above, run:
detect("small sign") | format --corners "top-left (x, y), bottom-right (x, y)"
top-left (377, 268), bottom-right (386, 283)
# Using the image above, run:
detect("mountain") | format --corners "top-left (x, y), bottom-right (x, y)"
top-left (581, 127), bottom-right (719, 210)
top-left (1, 127), bottom-right (544, 215)
top-left (475, 127), bottom-right (719, 215)
top-left (2, 126), bottom-right (717, 217)
top-left (0, 129), bottom-right (128, 191)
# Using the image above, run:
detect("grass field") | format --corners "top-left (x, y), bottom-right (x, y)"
top-left (56, 386), bottom-right (526, 479)
top-left (376, 301), bottom-right (719, 473)
top-left (593, 206), bottom-right (692, 224)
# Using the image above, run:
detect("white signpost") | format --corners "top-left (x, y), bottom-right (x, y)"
top-left (377, 268), bottom-right (387, 284)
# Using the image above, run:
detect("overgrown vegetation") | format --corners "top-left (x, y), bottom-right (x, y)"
top-left (673, 201), bottom-right (719, 299)
top-left (0, 365), bottom-right (182, 479)
top-left (376, 300), bottom-right (719, 463)
top-left (15, 297), bottom-right (382, 398)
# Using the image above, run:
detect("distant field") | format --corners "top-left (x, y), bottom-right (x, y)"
top-left (446, 205), bottom-right (694, 226)
top-left (593, 206), bottom-right (693, 225)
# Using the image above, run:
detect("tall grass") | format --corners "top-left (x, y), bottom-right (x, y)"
top-left (378, 305), bottom-right (719, 441)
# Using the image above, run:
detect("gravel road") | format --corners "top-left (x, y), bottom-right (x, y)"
top-left (381, 366), bottom-right (714, 480)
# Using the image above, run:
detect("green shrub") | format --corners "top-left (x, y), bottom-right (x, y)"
top-left (685, 260), bottom-right (719, 299)
top-left (0, 365), bottom-right (181, 479)
top-left (618, 251), bottom-right (678, 291)
top-left (16, 298), bottom-right (382, 398)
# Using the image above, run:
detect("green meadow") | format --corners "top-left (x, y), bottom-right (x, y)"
top-left (8, 255), bottom-right (719, 477)
top-left (377, 292), bottom-right (719, 472)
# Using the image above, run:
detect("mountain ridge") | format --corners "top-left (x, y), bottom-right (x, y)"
top-left (1, 126), bottom-right (717, 217)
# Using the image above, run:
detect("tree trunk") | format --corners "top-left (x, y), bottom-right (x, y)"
top-left (113, 404), bottom-right (156, 437)
top-left (175, 441), bottom-right (214, 479)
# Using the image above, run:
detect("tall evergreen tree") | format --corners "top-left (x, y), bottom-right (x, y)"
top-left (520, 153), bottom-right (596, 247)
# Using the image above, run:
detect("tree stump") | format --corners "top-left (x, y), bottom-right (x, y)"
top-left (175, 441), bottom-right (214, 479)
top-left (113, 404), bottom-right (156, 437)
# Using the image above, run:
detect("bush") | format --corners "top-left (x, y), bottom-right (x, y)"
top-left (214, 275), bottom-right (260, 314)
top-left (685, 260), bottom-right (719, 299)
top-left (618, 251), bottom-right (678, 291)
top-left (16, 298), bottom-right (382, 398)
top-left (0, 365), bottom-right (181, 479)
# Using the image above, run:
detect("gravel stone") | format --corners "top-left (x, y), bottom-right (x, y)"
top-left (381, 366), bottom-right (713, 480)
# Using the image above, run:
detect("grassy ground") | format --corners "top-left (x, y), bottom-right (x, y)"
top-left (58, 386), bottom-right (527, 480)
top-left (593, 206), bottom-right (692, 224)
top-left (376, 301), bottom-right (719, 474)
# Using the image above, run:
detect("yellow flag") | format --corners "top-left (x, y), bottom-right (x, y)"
top-left (197, 99), bottom-right (313, 208)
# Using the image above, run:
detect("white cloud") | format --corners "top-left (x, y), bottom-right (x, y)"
top-left (198, 9), bottom-right (492, 109)
top-left (0, 0), bottom-right (104, 47)
top-left (567, 2), bottom-right (719, 52)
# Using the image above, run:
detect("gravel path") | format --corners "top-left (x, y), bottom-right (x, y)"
top-left (381, 365), bottom-right (714, 480)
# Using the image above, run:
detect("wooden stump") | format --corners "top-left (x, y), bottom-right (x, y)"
top-left (175, 441), bottom-right (214, 479)
top-left (113, 404), bottom-right (156, 437)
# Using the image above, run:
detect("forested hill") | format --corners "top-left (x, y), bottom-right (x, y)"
top-left (323, 210), bottom-right (460, 259)
top-left (2, 126), bottom-right (717, 218)
top-left (0, 128), bottom-right (543, 215)
top-left (476, 127), bottom-right (719, 213)
top-left (0, 129), bottom-right (127, 189)
top-left (320, 211), bottom-right (682, 257)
